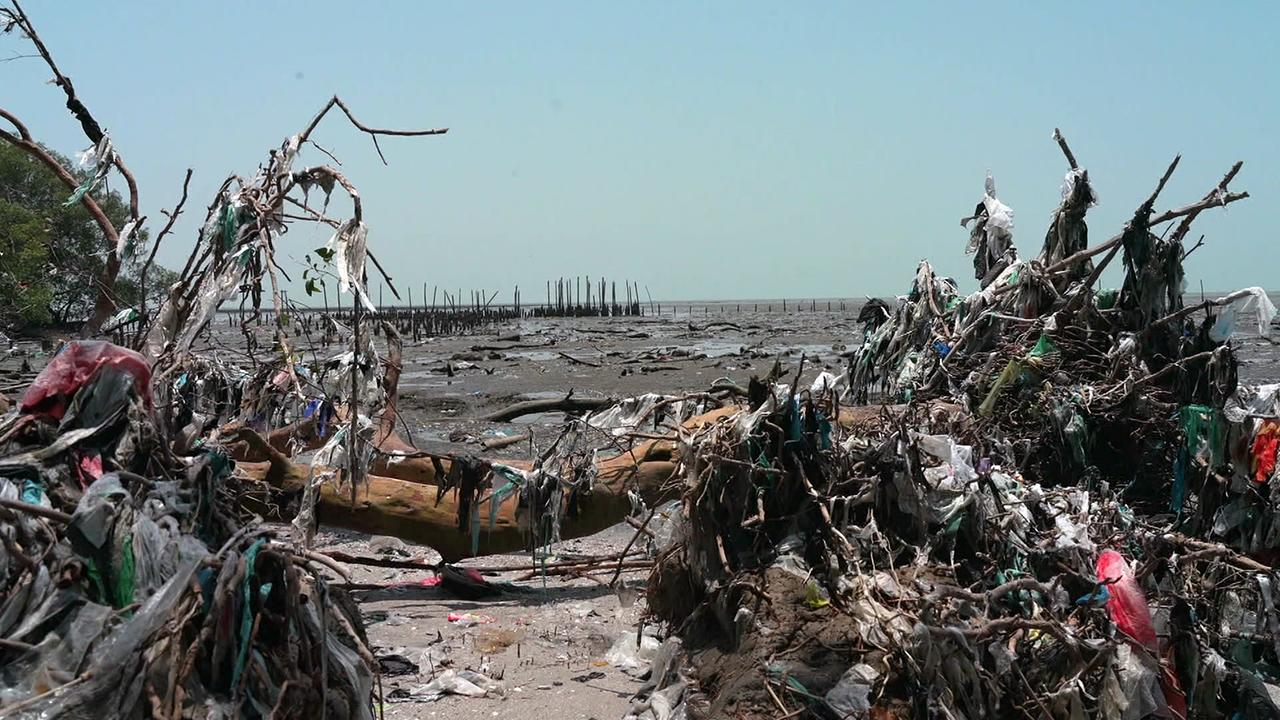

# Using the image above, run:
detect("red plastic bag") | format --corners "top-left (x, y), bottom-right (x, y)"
top-left (1253, 420), bottom-right (1280, 483)
top-left (19, 340), bottom-right (152, 421)
top-left (1097, 549), bottom-right (1187, 718)
top-left (1096, 549), bottom-right (1156, 650)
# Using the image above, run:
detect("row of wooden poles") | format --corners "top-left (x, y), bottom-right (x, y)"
top-left (207, 278), bottom-right (860, 343)
top-left (215, 278), bottom-right (649, 341)
top-left (529, 277), bottom-right (647, 318)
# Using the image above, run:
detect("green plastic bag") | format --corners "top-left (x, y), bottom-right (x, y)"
top-left (1096, 288), bottom-right (1119, 310)
top-left (1028, 334), bottom-right (1059, 358)
top-left (1180, 405), bottom-right (1225, 466)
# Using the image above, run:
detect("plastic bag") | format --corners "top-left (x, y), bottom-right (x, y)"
top-left (446, 612), bottom-right (494, 627)
top-left (20, 341), bottom-right (152, 420)
top-left (1096, 550), bottom-right (1156, 650)
top-left (393, 669), bottom-right (502, 702)
top-left (809, 371), bottom-right (846, 396)
top-left (1208, 287), bottom-right (1277, 341)
top-left (825, 663), bottom-right (880, 718)
top-left (606, 631), bottom-right (662, 670)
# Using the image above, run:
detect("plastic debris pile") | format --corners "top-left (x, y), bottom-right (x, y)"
top-left (0, 341), bottom-right (375, 718)
top-left (638, 136), bottom-right (1280, 719)
top-left (0, 34), bottom-right (446, 706)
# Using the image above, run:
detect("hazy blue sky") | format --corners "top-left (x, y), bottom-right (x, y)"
top-left (5, 2), bottom-right (1276, 302)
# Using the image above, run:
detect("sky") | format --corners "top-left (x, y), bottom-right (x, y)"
top-left (4, 1), bottom-right (1277, 303)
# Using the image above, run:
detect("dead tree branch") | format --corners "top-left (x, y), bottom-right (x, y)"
top-left (1052, 128), bottom-right (1078, 170)
top-left (300, 95), bottom-right (448, 165)
top-left (482, 395), bottom-right (616, 423)
top-left (135, 169), bottom-right (192, 347)
top-left (1046, 157), bottom-right (1245, 278)
top-left (1, 0), bottom-right (142, 336)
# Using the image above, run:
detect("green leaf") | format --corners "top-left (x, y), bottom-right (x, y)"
top-left (315, 246), bottom-right (335, 262)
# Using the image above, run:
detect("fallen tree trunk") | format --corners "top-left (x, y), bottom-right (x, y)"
top-left (228, 403), bottom-right (948, 560)
top-left (240, 458), bottom-right (653, 560)
top-left (232, 430), bottom-right (691, 561)
top-left (233, 406), bottom-right (737, 559)
top-left (481, 394), bottom-right (615, 422)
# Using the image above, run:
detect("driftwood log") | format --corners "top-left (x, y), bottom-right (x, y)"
top-left (232, 407), bottom-right (735, 559)
top-left (481, 394), bottom-right (615, 422)
top-left (226, 403), bottom-right (943, 560)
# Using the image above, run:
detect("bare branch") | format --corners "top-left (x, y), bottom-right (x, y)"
top-left (365, 249), bottom-right (401, 300)
top-left (0, 109), bottom-right (120, 250)
top-left (1052, 128), bottom-right (1078, 170)
top-left (1142, 153), bottom-right (1182, 214)
top-left (1045, 156), bottom-right (1248, 278)
top-left (1181, 234), bottom-right (1206, 261)
top-left (3, 0), bottom-right (141, 336)
top-left (0, 106), bottom-right (31, 140)
top-left (283, 196), bottom-right (343, 228)
top-left (6, 1), bottom-right (112, 152)
top-left (308, 139), bottom-right (343, 166)
top-left (298, 95), bottom-right (448, 165)
top-left (135, 169), bottom-right (192, 348)
top-left (1156, 160), bottom-right (1246, 242)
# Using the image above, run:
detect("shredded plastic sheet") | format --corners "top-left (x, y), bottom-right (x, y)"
top-left (1224, 383), bottom-right (1280, 424)
top-left (586, 393), bottom-right (705, 436)
top-left (323, 339), bottom-right (384, 406)
top-left (1180, 404), bottom-right (1225, 467)
top-left (915, 433), bottom-right (977, 485)
top-left (961, 173), bottom-right (1017, 289)
top-left (326, 219), bottom-right (377, 313)
top-left (1060, 167), bottom-right (1099, 207)
top-left (312, 415), bottom-right (376, 480)
top-left (102, 307), bottom-right (139, 333)
top-left (114, 218), bottom-right (141, 261)
top-left (981, 177), bottom-right (1015, 240)
top-left (963, 173), bottom-right (1015, 245)
top-left (1049, 489), bottom-right (1095, 551)
top-left (64, 135), bottom-right (114, 207)
top-left (473, 463), bottom-right (527, 554)
top-left (155, 254), bottom-right (249, 356)
top-left (1100, 644), bottom-right (1169, 720)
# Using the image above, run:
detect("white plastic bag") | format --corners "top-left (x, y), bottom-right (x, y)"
top-left (825, 663), bottom-right (880, 718)
top-left (1209, 286), bottom-right (1277, 341)
top-left (606, 631), bottom-right (662, 670)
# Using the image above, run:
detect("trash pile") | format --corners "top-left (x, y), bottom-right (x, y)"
top-left (638, 135), bottom-right (1280, 719)
top-left (0, 8), bottom-right (448, 705)
top-left (0, 341), bottom-right (375, 718)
